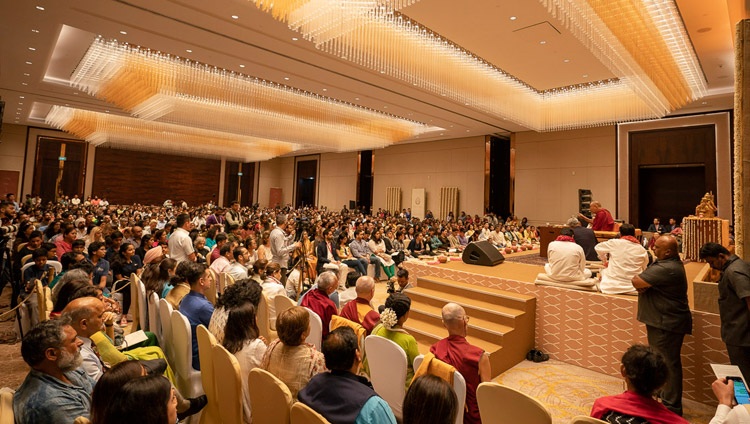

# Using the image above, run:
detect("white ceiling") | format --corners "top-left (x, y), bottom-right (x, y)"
top-left (0, 0), bottom-right (743, 150)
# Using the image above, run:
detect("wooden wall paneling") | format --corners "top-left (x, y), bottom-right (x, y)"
top-left (92, 147), bottom-right (221, 205)
top-left (32, 137), bottom-right (87, 203)
top-left (241, 162), bottom-right (255, 207)
top-left (0, 171), bottom-right (20, 199)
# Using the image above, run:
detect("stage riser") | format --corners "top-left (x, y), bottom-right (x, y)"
top-left (406, 290), bottom-right (520, 328)
top-left (403, 275), bottom-right (536, 378)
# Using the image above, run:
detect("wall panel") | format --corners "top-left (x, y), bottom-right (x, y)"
top-left (92, 147), bottom-right (221, 205)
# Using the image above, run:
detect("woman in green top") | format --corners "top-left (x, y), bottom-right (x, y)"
top-left (372, 293), bottom-right (419, 387)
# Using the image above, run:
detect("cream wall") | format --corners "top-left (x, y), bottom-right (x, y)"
top-left (514, 126), bottom-right (617, 226)
top-left (372, 136), bottom-right (486, 217)
top-left (257, 157), bottom-right (295, 208)
top-left (0, 123), bottom-right (28, 195)
top-left (318, 151), bottom-right (357, 210)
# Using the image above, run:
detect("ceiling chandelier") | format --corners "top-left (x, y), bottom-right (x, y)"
top-left (45, 106), bottom-right (297, 162)
top-left (249, 0), bottom-right (706, 131)
top-left (67, 38), bottom-right (439, 153)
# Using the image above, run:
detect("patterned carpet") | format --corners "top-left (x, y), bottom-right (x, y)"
top-left (495, 358), bottom-right (717, 424)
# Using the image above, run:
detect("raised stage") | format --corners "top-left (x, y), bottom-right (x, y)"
top-left (402, 254), bottom-right (727, 405)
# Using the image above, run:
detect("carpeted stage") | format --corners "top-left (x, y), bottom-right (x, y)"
top-left (401, 251), bottom-right (727, 406)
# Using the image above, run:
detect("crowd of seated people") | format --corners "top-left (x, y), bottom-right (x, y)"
top-left (2, 195), bottom-right (745, 424)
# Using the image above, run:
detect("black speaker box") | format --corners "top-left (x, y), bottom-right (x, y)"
top-left (461, 241), bottom-right (505, 266)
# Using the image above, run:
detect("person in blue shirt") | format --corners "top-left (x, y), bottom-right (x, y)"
top-left (298, 327), bottom-right (397, 424)
top-left (178, 262), bottom-right (214, 370)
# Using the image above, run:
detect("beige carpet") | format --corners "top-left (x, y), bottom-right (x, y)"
top-left (495, 358), bottom-right (717, 424)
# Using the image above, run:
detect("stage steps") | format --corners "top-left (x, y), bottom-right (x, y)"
top-left (403, 276), bottom-right (536, 378)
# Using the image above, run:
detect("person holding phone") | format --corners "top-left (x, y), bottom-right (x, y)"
top-left (709, 377), bottom-right (750, 423)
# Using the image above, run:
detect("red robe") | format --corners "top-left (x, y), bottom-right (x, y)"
top-left (430, 335), bottom-right (483, 424)
top-left (300, 288), bottom-right (337, 337)
top-left (590, 391), bottom-right (689, 424)
top-left (592, 208), bottom-right (615, 231)
top-left (340, 298), bottom-right (380, 335)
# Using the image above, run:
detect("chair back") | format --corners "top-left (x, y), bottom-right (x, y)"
top-left (570, 416), bottom-right (608, 424)
top-left (197, 325), bottom-right (220, 424)
top-left (169, 310), bottom-right (204, 397)
top-left (476, 382), bottom-right (551, 424)
top-left (274, 294), bottom-right (296, 316)
top-left (364, 335), bottom-right (407, 418)
top-left (290, 402), bottom-right (331, 424)
top-left (304, 308), bottom-right (323, 351)
top-left (248, 368), bottom-right (293, 424)
top-left (73, 418), bottom-right (91, 424)
top-left (158, 298), bottom-right (174, 364)
top-left (147, 292), bottom-right (161, 344)
top-left (257, 294), bottom-right (277, 341)
top-left (222, 273), bottom-right (236, 292)
top-left (212, 344), bottom-right (244, 424)
top-left (412, 354), bottom-right (466, 424)
top-left (205, 269), bottom-right (217, 305)
top-left (47, 260), bottom-right (62, 274)
top-left (20, 254), bottom-right (32, 266)
top-left (34, 280), bottom-right (51, 323)
top-left (0, 387), bottom-right (15, 424)
top-left (130, 274), bottom-right (146, 331)
top-left (20, 262), bottom-right (34, 274)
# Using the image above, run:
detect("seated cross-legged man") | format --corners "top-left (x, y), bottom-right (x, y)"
top-left (544, 228), bottom-right (592, 282)
top-left (595, 224), bottom-right (649, 295)
top-left (298, 326), bottom-right (397, 424)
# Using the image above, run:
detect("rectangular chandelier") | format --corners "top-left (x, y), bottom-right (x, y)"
top-left (249, 0), bottom-right (707, 131)
top-left (69, 38), bottom-right (440, 152)
top-left (45, 106), bottom-right (297, 162)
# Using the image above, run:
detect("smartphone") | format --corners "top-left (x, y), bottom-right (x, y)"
top-left (727, 376), bottom-right (750, 405)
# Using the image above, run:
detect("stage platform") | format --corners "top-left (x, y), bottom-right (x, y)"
top-left (401, 254), bottom-right (726, 405)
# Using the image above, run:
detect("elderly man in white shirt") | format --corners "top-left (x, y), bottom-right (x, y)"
top-left (210, 244), bottom-right (233, 275)
top-left (594, 223), bottom-right (649, 295)
top-left (545, 228), bottom-right (592, 282)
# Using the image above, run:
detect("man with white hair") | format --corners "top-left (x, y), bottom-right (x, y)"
top-left (300, 271), bottom-right (339, 337)
top-left (340, 276), bottom-right (381, 334)
top-left (430, 303), bottom-right (490, 424)
top-left (567, 217), bottom-right (599, 262)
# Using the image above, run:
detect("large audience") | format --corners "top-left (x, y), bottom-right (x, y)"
top-left (0, 194), bottom-right (747, 423)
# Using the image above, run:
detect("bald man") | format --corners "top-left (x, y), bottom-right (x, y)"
top-left (578, 201), bottom-right (615, 231)
top-left (62, 297), bottom-right (109, 381)
top-left (632, 235), bottom-right (692, 416)
top-left (430, 303), bottom-right (491, 424)
top-left (340, 276), bottom-right (380, 334)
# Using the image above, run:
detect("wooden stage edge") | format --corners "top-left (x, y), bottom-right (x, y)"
top-left (402, 258), bottom-right (725, 406)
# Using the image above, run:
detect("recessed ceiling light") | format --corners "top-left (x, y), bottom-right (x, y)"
top-left (383, 106), bottom-right (388, 108)
top-left (31, 29), bottom-right (40, 33)
top-left (322, 88), bottom-right (327, 91)
top-left (185, 49), bottom-right (192, 53)
top-left (73, 92), bottom-right (78, 95)
top-left (65, 104), bottom-right (69, 106)
top-left (582, 74), bottom-right (589, 78)
top-left (466, 129), bottom-right (470, 132)
top-left (231, 15), bottom-right (239, 19)
top-left (25, 61), bottom-right (32, 65)
top-left (465, 102), bottom-right (470, 105)
top-left (292, 37), bottom-right (299, 41)
top-left (19, 96), bottom-right (24, 99)
top-left (380, 70), bottom-right (386, 74)
top-left (441, 93), bottom-right (447, 96)
top-left (23, 73), bottom-right (30, 76)
top-left (563, 59), bottom-right (570, 63)
top-left (284, 77), bottom-right (290, 80)
top-left (440, 133), bottom-right (444, 136)
top-left (355, 97), bottom-right (360, 100)
top-left (105, 110), bottom-right (110, 113)
top-left (539, 40), bottom-right (546, 45)
top-left (17, 108), bottom-right (22, 110)
top-left (239, 64), bottom-right (245, 68)
top-left (509, 16), bottom-right (517, 21)
top-left (701, 101), bottom-right (708, 105)
top-left (35, 6), bottom-right (45, 11)
top-left (28, 47), bottom-right (36, 51)
top-left (18, 102), bottom-right (23, 105)
top-left (21, 82), bottom-right (28, 86)
top-left (120, 30), bottom-right (128, 35)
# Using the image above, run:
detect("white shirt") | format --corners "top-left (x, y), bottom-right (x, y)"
top-left (269, 227), bottom-right (295, 267)
top-left (210, 255), bottom-right (230, 274)
top-left (710, 404), bottom-right (750, 424)
top-left (168, 227), bottom-right (195, 263)
top-left (488, 230), bottom-right (506, 247)
top-left (338, 287), bottom-right (358, 310)
top-left (225, 261), bottom-right (249, 282)
top-left (79, 336), bottom-right (104, 382)
top-left (595, 238), bottom-right (649, 294)
top-left (262, 278), bottom-right (287, 328)
top-left (545, 240), bottom-right (589, 282)
top-left (234, 339), bottom-right (267, 424)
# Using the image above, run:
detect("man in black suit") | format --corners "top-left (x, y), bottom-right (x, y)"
top-left (316, 228), bottom-right (349, 288)
top-left (647, 218), bottom-right (665, 233)
top-left (567, 217), bottom-right (599, 262)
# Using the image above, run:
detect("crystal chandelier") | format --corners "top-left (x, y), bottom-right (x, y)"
top-left (249, 0), bottom-right (706, 131)
top-left (68, 38), bottom-right (439, 153)
top-left (45, 106), bottom-right (297, 162)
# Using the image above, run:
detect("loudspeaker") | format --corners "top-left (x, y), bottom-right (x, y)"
top-left (462, 241), bottom-right (505, 266)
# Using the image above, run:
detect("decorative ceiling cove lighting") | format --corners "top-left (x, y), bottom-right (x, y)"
top-left (70, 38), bottom-right (437, 152)
top-left (249, 0), bottom-right (706, 131)
top-left (45, 106), bottom-right (296, 162)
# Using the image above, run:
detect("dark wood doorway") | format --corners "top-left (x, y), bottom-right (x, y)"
top-left (33, 137), bottom-right (87, 204)
top-left (295, 159), bottom-right (318, 208)
top-left (628, 125), bottom-right (716, 229)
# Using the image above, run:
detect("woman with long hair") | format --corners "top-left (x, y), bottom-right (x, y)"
top-left (372, 293), bottom-right (419, 387)
top-left (141, 258), bottom-right (178, 299)
top-left (403, 375), bottom-right (459, 424)
top-left (85, 226), bottom-right (106, 250)
top-left (95, 374), bottom-right (177, 424)
top-left (111, 242), bottom-right (143, 325)
top-left (256, 231), bottom-right (273, 262)
top-left (223, 302), bottom-right (267, 423)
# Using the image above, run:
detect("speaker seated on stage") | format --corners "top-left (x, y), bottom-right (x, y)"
top-left (594, 224), bottom-right (649, 295)
top-left (544, 228), bottom-right (592, 282)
